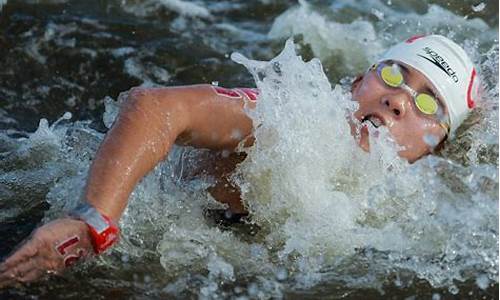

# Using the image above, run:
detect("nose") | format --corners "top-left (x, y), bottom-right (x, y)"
top-left (380, 92), bottom-right (409, 118)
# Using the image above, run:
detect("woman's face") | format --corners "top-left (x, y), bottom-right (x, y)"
top-left (351, 61), bottom-right (449, 162)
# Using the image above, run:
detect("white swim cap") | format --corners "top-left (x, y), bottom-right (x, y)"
top-left (378, 34), bottom-right (480, 137)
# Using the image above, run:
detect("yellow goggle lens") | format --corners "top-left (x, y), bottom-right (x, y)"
top-left (380, 65), bottom-right (404, 87)
top-left (415, 93), bottom-right (438, 115)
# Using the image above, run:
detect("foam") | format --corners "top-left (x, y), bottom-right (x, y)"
top-left (268, 0), bottom-right (382, 73)
top-left (229, 38), bottom-right (498, 291)
top-left (121, 0), bottom-right (211, 19)
top-left (268, 0), bottom-right (492, 75)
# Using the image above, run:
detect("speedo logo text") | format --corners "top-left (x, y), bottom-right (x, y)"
top-left (418, 47), bottom-right (459, 83)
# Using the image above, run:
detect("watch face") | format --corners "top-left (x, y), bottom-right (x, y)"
top-left (73, 203), bottom-right (109, 233)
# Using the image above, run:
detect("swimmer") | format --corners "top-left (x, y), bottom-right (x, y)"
top-left (0, 35), bottom-right (481, 286)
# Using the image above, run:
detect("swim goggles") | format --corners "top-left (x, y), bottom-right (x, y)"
top-left (371, 61), bottom-right (450, 133)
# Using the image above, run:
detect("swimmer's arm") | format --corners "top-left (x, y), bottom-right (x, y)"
top-left (85, 84), bottom-right (256, 221)
top-left (0, 84), bottom-right (257, 286)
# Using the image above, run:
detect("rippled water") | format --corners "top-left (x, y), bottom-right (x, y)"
top-left (0, 0), bottom-right (498, 299)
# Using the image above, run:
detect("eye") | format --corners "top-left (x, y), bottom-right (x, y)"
top-left (393, 109), bottom-right (401, 116)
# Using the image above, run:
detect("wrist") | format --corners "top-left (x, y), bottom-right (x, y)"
top-left (68, 202), bottom-right (120, 254)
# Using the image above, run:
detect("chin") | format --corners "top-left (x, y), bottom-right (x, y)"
top-left (397, 149), bottom-right (429, 163)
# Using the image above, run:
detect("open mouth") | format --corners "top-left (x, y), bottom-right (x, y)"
top-left (362, 114), bottom-right (384, 128)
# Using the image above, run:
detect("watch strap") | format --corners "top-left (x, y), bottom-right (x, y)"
top-left (69, 202), bottom-right (120, 254)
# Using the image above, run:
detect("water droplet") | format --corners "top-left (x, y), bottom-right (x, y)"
top-left (475, 274), bottom-right (490, 290)
top-left (231, 129), bottom-right (243, 140)
top-left (471, 3), bottom-right (486, 12)
top-left (272, 62), bottom-right (282, 75)
top-left (62, 112), bottom-right (73, 121)
top-left (247, 283), bottom-right (259, 296)
top-left (275, 267), bottom-right (288, 281)
top-left (448, 285), bottom-right (459, 295)
top-left (391, 63), bottom-right (400, 76)
top-left (423, 134), bottom-right (440, 147)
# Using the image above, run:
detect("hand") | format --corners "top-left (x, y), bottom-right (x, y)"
top-left (0, 218), bottom-right (94, 288)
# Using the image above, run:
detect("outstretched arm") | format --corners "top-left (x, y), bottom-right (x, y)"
top-left (87, 84), bottom-right (255, 221)
top-left (0, 84), bottom-right (257, 287)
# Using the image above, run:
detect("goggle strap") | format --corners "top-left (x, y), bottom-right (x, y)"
top-left (439, 122), bottom-right (450, 135)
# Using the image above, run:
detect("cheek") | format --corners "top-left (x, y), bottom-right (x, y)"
top-left (388, 117), bottom-right (444, 151)
top-left (357, 80), bottom-right (372, 97)
top-left (354, 75), bottom-right (382, 103)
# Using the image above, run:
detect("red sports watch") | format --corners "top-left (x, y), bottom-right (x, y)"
top-left (69, 202), bottom-right (120, 254)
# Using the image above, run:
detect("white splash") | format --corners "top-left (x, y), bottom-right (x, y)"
top-left (268, 0), bottom-right (493, 75)
top-left (229, 38), bottom-right (497, 291)
top-left (121, 0), bottom-right (211, 19)
top-left (17, 36), bottom-right (493, 298)
top-left (268, 0), bottom-right (382, 73)
top-left (471, 3), bottom-right (486, 13)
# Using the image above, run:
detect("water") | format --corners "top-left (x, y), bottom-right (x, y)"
top-left (0, 0), bottom-right (498, 299)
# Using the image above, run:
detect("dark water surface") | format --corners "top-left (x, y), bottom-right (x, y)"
top-left (0, 0), bottom-right (498, 299)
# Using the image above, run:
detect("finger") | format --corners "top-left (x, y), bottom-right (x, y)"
top-left (0, 241), bottom-right (44, 287)
top-left (14, 256), bottom-right (41, 281)
top-left (0, 264), bottom-right (33, 289)
top-left (0, 277), bottom-right (16, 289)
top-left (0, 270), bottom-right (18, 289)
top-left (0, 264), bottom-right (18, 282)
top-left (16, 268), bottom-right (45, 284)
top-left (0, 268), bottom-right (44, 288)
top-left (1, 240), bottom-right (39, 269)
top-left (0, 254), bottom-right (55, 288)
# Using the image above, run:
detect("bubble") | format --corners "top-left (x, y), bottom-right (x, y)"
top-left (65, 96), bottom-right (76, 107)
top-left (471, 3), bottom-right (486, 12)
top-left (247, 283), bottom-right (259, 296)
top-left (371, 8), bottom-right (385, 21)
top-left (275, 267), bottom-right (288, 281)
top-left (221, 149), bottom-right (231, 158)
top-left (230, 129), bottom-right (243, 140)
top-left (223, 209), bottom-right (233, 219)
top-left (448, 285), bottom-right (459, 295)
top-left (475, 274), bottom-right (490, 290)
